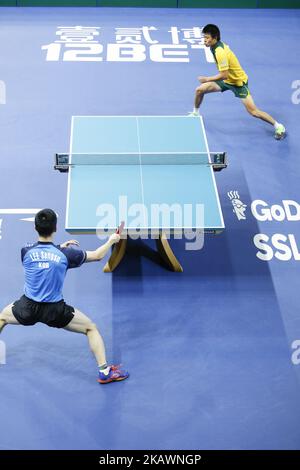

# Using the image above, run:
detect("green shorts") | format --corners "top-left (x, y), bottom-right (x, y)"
top-left (214, 80), bottom-right (250, 99)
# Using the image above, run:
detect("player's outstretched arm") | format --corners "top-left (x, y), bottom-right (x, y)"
top-left (85, 233), bottom-right (120, 262)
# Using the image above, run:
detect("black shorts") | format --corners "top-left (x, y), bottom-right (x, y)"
top-left (12, 295), bottom-right (75, 329)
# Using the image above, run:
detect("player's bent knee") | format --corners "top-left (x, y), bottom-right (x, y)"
top-left (247, 106), bottom-right (260, 117)
top-left (86, 322), bottom-right (97, 334)
top-left (0, 312), bottom-right (6, 322)
top-left (197, 83), bottom-right (211, 92)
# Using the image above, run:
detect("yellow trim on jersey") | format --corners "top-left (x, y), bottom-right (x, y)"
top-left (212, 41), bottom-right (248, 87)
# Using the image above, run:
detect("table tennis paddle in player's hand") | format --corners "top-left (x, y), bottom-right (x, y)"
top-left (116, 221), bottom-right (125, 235)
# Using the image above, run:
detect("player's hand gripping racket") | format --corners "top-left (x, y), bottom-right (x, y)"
top-left (116, 221), bottom-right (125, 235)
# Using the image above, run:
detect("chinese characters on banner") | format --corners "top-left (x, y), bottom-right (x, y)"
top-left (42, 26), bottom-right (214, 63)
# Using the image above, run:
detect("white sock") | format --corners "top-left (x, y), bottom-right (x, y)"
top-left (274, 121), bottom-right (281, 129)
top-left (99, 364), bottom-right (110, 376)
top-left (193, 108), bottom-right (199, 115)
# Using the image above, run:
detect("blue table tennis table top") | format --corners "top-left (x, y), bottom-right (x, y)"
top-left (65, 116), bottom-right (225, 234)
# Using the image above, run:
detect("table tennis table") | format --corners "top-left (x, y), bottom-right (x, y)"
top-left (61, 115), bottom-right (225, 272)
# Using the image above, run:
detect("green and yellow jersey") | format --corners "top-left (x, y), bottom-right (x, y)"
top-left (210, 41), bottom-right (248, 87)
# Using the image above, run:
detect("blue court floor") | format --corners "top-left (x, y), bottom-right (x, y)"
top-left (0, 7), bottom-right (300, 450)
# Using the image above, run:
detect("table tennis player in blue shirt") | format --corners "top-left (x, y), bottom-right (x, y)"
top-left (0, 209), bottom-right (129, 384)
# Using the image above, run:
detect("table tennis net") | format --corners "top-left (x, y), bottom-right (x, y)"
top-left (68, 152), bottom-right (218, 166)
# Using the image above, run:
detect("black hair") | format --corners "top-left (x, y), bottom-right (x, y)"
top-left (35, 209), bottom-right (57, 237)
top-left (202, 24), bottom-right (221, 42)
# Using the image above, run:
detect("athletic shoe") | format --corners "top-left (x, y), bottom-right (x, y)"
top-left (274, 124), bottom-right (286, 140)
top-left (98, 364), bottom-right (129, 384)
top-left (187, 111), bottom-right (199, 117)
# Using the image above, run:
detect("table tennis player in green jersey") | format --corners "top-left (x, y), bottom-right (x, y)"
top-left (189, 24), bottom-right (286, 140)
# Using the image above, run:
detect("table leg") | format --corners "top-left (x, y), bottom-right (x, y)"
top-left (103, 238), bottom-right (127, 273)
top-left (156, 232), bottom-right (183, 272)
